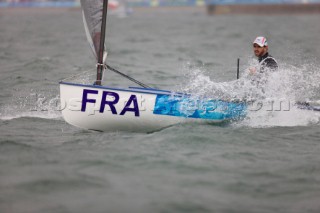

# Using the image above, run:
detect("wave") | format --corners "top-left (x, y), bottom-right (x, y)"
top-left (0, 111), bottom-right (62, 121)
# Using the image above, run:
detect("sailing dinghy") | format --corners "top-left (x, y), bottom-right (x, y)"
top-left (59, 0), bottom-right (246, 132)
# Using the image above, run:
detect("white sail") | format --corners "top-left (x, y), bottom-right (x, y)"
top-left (80, 0), bottom-right (107, 63)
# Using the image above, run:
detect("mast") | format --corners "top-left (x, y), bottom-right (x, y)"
top-left (236, 58), bottom-right (240, 79)
top-left (95, 0), bottom-right (109, 85)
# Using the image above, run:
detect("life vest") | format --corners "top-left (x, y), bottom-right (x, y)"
top-left (259, 55), bottom-right (278, 72)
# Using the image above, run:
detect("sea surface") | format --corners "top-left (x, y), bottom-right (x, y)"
top-left (1, 8), bottom-right (320, 213)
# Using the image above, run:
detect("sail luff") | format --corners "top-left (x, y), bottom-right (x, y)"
top-left (96, 0), bottom-right (109, 85)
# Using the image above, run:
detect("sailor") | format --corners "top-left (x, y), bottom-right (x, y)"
top-left (244, 36), bottom-right (279, 100)
top-left (249, 36), bottom-right (278, 75)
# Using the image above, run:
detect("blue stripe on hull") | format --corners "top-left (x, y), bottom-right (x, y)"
top-left (154, 94), bottom-right (246, 120)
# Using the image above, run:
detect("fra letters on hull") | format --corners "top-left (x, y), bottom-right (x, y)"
top-left (65, 89), bottom-right (153, 116)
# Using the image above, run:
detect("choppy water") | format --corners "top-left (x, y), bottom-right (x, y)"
top-left (1, 8), bottom-right (320, 213)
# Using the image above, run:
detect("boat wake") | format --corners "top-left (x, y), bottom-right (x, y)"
top-left (0, 91), bottom-right (62, 121)
top-left (178, 61), bottom-right (320, 128)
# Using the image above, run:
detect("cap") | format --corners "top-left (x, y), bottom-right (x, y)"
top-left (253, 36), bottom-right (268, 47)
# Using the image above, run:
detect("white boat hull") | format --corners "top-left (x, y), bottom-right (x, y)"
top-left (59, 82), bottom-right (246, 132)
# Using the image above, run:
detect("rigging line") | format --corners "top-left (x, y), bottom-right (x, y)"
top-left (105, 64), bottom-right (152, 89)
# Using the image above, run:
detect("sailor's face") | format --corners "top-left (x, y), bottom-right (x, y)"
top-left (253, 43), bottom-right (268, 57)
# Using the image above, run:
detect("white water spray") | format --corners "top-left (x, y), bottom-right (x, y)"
top-left (179, 61), bottom-right (320, 127)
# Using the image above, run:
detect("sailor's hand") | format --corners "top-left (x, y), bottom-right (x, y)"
top-left (249, 67), bottom-right (257, 75)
